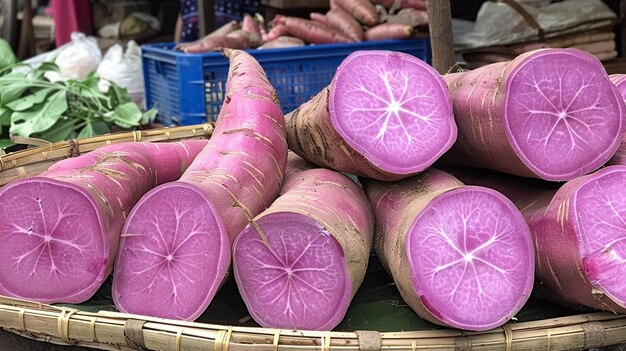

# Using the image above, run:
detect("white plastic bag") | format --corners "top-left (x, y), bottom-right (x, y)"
top-left (54, 32), bottom-right (102, 80)
top-left (97, 40), bottom-right (144, 106)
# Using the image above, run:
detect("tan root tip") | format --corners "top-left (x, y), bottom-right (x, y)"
top-left (222, 48), bottom-right (234, 58)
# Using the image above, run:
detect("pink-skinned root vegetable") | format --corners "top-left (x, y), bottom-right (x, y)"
top-left (285, 50), bottom-right (457, 181)
top-left (608, 74), bottom-right (626, 165)
top-left (226, 29), bottom-right (262, 48)
top-left (363, 168), bottom-right (534, 331)
top-left (233, 154), bottom-right (374, 330)
top-left (450, 167), bottom-right (626, 313)
top-left (112, 49), bottom-right (288, 321)
top-left (258, 36), bottom-right (305, 49)
top-left (175, 22), bottom-right (261, 53)
top-left (262, 24), bottom-right (288, 42)
top-left (365, 23), bottom-right (413, 41)
top-left (0, 140), bottom-right (209, 304)
top-left (310, 12), bottom-right (329, 25)
top-left (175, 36), bottom-right (247, 53)
top-left (442, 49), bottom-right (626, 181)
top-left (326, 7), bottom-right (364, 42)
top-left (273, 16), bottom-right (352, 44)
top-left (332, 0), bottom-right (378, 26)
top-left (242, 13), bottom-right (261, 37)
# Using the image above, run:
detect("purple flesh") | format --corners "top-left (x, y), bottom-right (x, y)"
top-left (233, 213), bottom-right (350, 330)
top-left (504, 50), bottom-right (624, 179)
top-left (0, 141), bottom-right (208, 304)
top-left (112, 182), bottom-right (230, 320)
top-left (608, 74), bottom-right (626, 166)
top-left (0, 178), bottom-right (106, 302)
top-left (112, 49), bottom-right (288, 321)
top-left (407, 187), bottom-right (534, 330)
top-left (444, 49), bottom-right (625, 181)
top-left (329, 50), bottom-right (457, 175)
top-left (574, 167), bottom-right (626, 308)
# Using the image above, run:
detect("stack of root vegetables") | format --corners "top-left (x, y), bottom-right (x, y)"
top-left (2, 46), bottom-right (626, 333)
top-left (177, 0), bottom-right (427, 53)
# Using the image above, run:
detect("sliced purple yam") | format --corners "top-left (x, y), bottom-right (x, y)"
top-left (329, 50), bottom-right (457, 175)
top-left (407, 186), bottom-right (534, 330)
top-left (0, 178), bottom-right (106, 303)
top-left (233, 213), bottom-right (351, 330)
top-left (113, 182), bottom-right (230, 320)
top-left (445, 49), bottom-right (625, 181)
top-left (610, 74), bottom-right (626, 98)
top-left (0, 141), bottom-right (209, 304)
top-left (505, 50), bottom-right (624, 179)
top-left (608, 74), bottom-right (626, 166)
top-left (449, 166), bottom-right (626, 312)
top-left (574, 167), bottom-right (626, 308)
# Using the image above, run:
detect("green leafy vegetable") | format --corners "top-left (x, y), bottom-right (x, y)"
top-left (10, 90), bottom-right (68, 136)
top-left (34, 118), bottom-right (77, 143)
top-left (78, 120), bottom-right (110, 138)
top-left (5, 88), bottom-right (53, 111)
top-left (0, 139), bottom-right (15, 152)
top-left (111, 102), bottom-right (143, 128)
top-left (0, 60), bottom-right (155, 143)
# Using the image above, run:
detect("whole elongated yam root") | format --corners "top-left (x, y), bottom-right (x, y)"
top-left (286, 50), bottom-right (456, 181)
top-left (112, 49), bottom-right (288, 321)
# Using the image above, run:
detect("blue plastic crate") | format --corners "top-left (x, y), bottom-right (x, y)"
top-left (142, 38), bottom-right (431, 125)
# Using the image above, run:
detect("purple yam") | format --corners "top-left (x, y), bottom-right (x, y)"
top-left (113, 183), bottom-right (228, 319)
top-left (363, 169), bottom-right (534, 331)
top-left (233, 155), bottom-right (374, 330)
top-left (608, 74), bottom-right (626, 166)
top-left (0, 141), bottom-right (209, 303)
top-left (444, 49), bottom-right (626, 181)
top-left (112, 49), bottom-right (288, 321)
top-left (286, 50), bottom-right (457, 181)
top-left (451, 167), bottom-right (626, 312)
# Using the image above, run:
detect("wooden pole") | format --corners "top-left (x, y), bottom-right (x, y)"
top-left (426, 0), bottom-right (455, 74)
top-left (198, 0), bottom-right (216, 37)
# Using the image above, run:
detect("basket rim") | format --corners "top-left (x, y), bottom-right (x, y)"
top-left (0, 293), bottom-right (625, 351)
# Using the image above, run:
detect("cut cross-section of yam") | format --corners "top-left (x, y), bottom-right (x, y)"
top-left (608, 74), bottom-right (626, 166)
top-left (363, 169), bottom-right (535, 331)
top-left (0, 141), bottom-right (208, 303)
top-left (286, 50), bottom-right (457, 181)
top-left (444, 49), bottom-right (626, 181)
top-left (233, 154), bottom-right (374, 330)
top-left (113, 183), bottom-right (228, 320)
top-left (450, 166), bottom-right (626, 313)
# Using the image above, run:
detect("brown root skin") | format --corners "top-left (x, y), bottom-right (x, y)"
top-left (252, 154), bottom-right (375, 300)
top-left (450, 168), bottom-right (626, 313)
top-left (363, 169), bottom-right (464, 327)
top-left (285, 87), bottom-right (402, 181)
top-left (440, 58), bottom-right (537, 178)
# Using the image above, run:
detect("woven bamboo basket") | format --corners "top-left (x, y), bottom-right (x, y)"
top-left (0, 124), bottom-right (626, 351)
